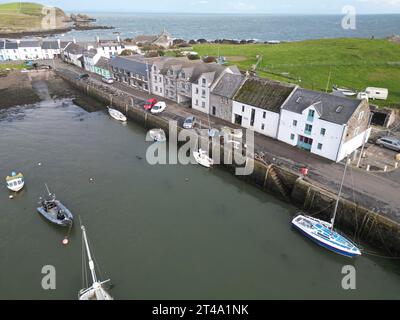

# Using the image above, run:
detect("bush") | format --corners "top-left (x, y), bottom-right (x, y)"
top-left (188, 54), bottom-right (200, 60)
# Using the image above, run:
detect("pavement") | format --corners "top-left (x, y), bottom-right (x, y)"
top-left (50, 60), bottom-right (400, 222)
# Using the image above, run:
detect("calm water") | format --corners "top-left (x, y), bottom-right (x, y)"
top-left (55, 13), bottom-right (400, 42)
top-left (1, 80), bottom-right (400, 299)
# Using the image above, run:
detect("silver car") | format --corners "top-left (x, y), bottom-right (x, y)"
top-left (376, 137), bottom-right (400, 152)
top-left (183, 116), bottom-right (195, 129)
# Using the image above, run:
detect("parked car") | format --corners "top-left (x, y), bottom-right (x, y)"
top-left (76, 73), bottom-right (89, 80)
top-left (183, 116), bottom-right (195, 129)
top-left (151, 102), bottom-right (167, 114)
top-left (102, 77), bottom-right (114, 84)
top-left (376, 137), bottom-right (400, 152)
top-left (144, 98), bottom-right (158, 110)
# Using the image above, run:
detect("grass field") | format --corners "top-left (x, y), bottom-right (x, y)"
top-left (0, 63), bottom-right (27, 71)
top-left (193, 38), bottom-right (400, 107)
top-left (0, 2), bottom-right (66, 32)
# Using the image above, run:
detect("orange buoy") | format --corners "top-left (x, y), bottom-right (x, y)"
top-left (62, 238), bottom-right (69, 245)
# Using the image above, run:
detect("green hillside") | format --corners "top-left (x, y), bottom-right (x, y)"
top-left (0, 2), bottom-right (67, 33)
top-left (194, 38), bottom-right (400, 107)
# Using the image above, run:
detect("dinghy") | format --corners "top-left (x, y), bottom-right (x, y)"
top-left (291, 158), bottom-right (361, 258)
top-left (79, 224), bottom-right (113, 300)
top-left (149, 129), bottom-right (167, 142)
top-left (107, 106), bottom-right (127, 122)
top-left (6, 172), bottom-right (25, 192)
top-left (193, 149), bottom-right (214, 168)
top-left (37, 185), bottom-right (74, 227)
top-left (332, 85), bottom-right (357, 97)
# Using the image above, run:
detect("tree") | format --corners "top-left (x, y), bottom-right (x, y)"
top-left (120, 49), bottom-right (136, 56)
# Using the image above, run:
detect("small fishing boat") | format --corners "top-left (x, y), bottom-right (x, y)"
top-left (193, 149), bottom-right (214, 168)
top-left (149, 129), bottom-right (167, 142)
top-left (291, 158), bottom-right (361, 258)
top-left (37, 185), bottom-right (74, 227)
top-left (107, 106), bottom-right (127, 122)
top-left (6, 172), bottom-right (25, 192)
top-left (332, 85), bottom-right (357, 97)
top-left (79, 224), bottom-right (113, 300)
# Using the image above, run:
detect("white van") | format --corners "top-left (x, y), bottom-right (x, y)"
top-left (365, 87), bottom-right (388, 100)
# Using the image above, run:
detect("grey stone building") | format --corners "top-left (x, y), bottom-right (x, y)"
top-left (209, 73), bottom-right (246, 122)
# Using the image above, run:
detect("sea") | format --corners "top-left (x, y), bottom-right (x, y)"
top-left (52, 13), bottom-right (400, 42)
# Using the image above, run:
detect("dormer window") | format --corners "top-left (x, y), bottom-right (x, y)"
top-left (296, 97), bottom-right (302, 103)
top-left (336, 106), bottom-right (344, 113)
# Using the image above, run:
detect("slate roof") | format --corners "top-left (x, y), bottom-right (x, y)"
top-left (133, 35), bottom-right (158, 44)
top-left (83, 48), bottom-right (98, 58)
top-left (110, 56), bottom-right (149, 78)
top-left (189, 62), bottom-right (227, 84)
top-left (5, 41), bottom-right (18, 49)
top-left (234, 77), bottom-right (296, 113)
top-left (19, 41), bottom-right (40, 48)
top-left (211, 73), bottom-right (245, 99)
top-left (282, 88), bottom-right (362, 125)
top-left (64, 43), bottom-right (85, 55)
top-left (95, 57), bottom-right (110, 69)
top-left (42, 41), bottom-right (60, 50)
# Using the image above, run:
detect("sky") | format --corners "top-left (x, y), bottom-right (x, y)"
top-left (1, 0), bottom-right (400, 14)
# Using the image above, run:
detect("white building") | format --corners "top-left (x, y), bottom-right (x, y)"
top-left (83, 48), bottom-right (102, 73)
top-left (277, 88), bottom-right (371, 162)
top-left (192, 64), bottom-right (241, 114)
top-left (3, 41), bottom-right (20, 60)
top-left (0, 40), bottom-right (5, 61)
top-left (41, 40), bottom-right (61, 59)
top-left (18, 40), bottom-right (43, 60)
top-left (94, 37), bottom-right (140, 59)
top-left (232, 77), bottom-right (297, 138)
top-left (62, 42), bottom-right (87, 68)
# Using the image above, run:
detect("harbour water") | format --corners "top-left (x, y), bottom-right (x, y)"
top-left (57, 13), bottom-right (400, 42)
top-left (1, 79), bottom-right (400, 299)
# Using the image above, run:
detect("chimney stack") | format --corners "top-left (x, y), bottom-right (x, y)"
top-left (117, 35), bottom-right (121, 43)
top-left (96, 36), bottom-right (100, 44)
top-left (57, 39), bottom-right (61, 48)
top-left (73, 38), bottom-right (76, 44)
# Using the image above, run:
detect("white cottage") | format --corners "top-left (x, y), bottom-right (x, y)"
top-left (18, 40), bottom-right (43, 60)
top-left (277, 88), bottom-right (371, 162)
top-left (232, 77), bottom-right (297, 138)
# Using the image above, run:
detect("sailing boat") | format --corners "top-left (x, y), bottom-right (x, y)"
top-left (79, 224), bottom-right (113, 300)
top-left (291, 158), bottom-right (362, 258)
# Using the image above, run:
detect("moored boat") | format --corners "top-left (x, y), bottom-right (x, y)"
top-left (149, 129), bottom-right (167, 142)
top-left (291, 158), bottom-right (362, 258)
top-left (37, 185), bottom-right (74, 227)
top-left (6, 172), bottom-right (25, 192)
top-left (107, 106), bottom-right (127, 122)
top-left (193, 149), bottom-right (214, 168)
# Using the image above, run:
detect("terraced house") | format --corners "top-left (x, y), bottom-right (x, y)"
top-left (110, 55), bottom-right (152, 92)
top-left (232, 77), bottom-right (297, 138)
top-left (277, 88), bottom-right (371, 162)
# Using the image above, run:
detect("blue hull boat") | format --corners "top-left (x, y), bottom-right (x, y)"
top-left (37, 199), bottom-right (74, 227)
top-left (292, 214), bottom-right (361, 258)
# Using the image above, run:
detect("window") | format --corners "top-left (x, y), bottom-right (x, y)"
top-left (202, 90), bottom-right (206, 96)
top-left (195, 100), bottom-right (198, 106)
top-left (317, 143), bottom-right (323, 150)
top-left (359, 111), bottom-right (365, 121)
top-left (195, 88), bottom-right (199, 94)
top-left (290, 134), bottom-right (295, 140)
top-left (293, 120), bottom-right (297, 127)
top-left (261, 124), bottom-right (265, 130)
top-left (263, 112), bottom-right (266, 119)
top-left (320, 128), bottom-right (326, 136)
top-left (305, 124), bottom-right (313, 134)
top-left (202, 101), bottom-right (206, 108)
top-left (242, 105), bottom-right (245, 113)
top-left (202, 78), bottom-right (206, 85)
top-left (212, 106), bottom-right (216, 115)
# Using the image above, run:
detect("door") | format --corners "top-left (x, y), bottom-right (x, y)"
top-left (250, 109), bottom-right (256, 127)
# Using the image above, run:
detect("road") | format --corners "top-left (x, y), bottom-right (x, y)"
top-left (52, 60), bottom-right (400, 222)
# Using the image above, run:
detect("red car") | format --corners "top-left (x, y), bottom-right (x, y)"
top-left (144, 98), bottom-right (158, 110)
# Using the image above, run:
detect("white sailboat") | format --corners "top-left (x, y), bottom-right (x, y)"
top-left (292, 158), bottom-right (362, 258)
top-left (107, 106), bottom-right (127, 122)
top-left (79, 225), bottom-right (113, 300)
top-left (193, 149), bottom-right (214, 168)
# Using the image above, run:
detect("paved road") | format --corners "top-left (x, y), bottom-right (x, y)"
top-left (52, 60), bottom-right (400, 221)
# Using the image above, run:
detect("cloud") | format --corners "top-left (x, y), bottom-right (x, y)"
top-left (229, 1), bottom-right (256, 11)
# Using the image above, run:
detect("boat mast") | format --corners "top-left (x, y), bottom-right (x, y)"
top-left (331, 157), bottom-right (350, 230)
top-left (81, 225), bottom-right (98, 284)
